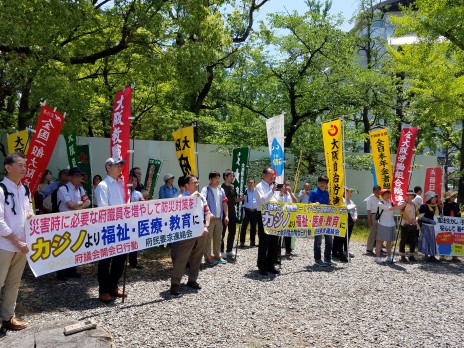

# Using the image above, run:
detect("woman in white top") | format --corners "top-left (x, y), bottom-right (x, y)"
top-left (375, 189), bottom-right (405, 263)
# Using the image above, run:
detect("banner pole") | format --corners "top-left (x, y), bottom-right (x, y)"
top-left (122, 84), bottom-right (135, 304)
top-left (392, 152), bottom-right (417, 263)
top-left (341, 116), bottom-right (350, 263)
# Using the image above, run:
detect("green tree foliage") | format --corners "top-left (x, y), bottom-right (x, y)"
top-left (390, 0), bottom-right (464, 199)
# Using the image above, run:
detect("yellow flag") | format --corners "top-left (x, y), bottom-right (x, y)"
top-left (321, 120), bottom-right (344, 205)
top-left (172, 126), bottom-right (196, 176)
top-left (369, 128), bottom-right (392, 190)
top-left (7, 130), bottom-right (30, 155)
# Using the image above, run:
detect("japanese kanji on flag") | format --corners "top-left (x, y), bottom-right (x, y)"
top-left (424, 167), bottom-right (443, 204)
top-left (25, 106), bottom-right (65, 196)
top-left (392, 127), bottom-right (418, 204)
top-left (110, 86), bottom-right (132, 201)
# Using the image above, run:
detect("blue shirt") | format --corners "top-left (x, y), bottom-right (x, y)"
top-left (309, 187), bottom-right (329, 204)
top-left (41, 181), bottom-right (61, 199)
top-left (159, 184), bottom-right (179, 199)
top-left (243, 189), bottom-right (258, 209)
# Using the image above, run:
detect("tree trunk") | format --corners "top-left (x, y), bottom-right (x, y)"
top-left (362, 105), bottom-right (370, 153)
top-left (17, 78), bottom-right (33, 130)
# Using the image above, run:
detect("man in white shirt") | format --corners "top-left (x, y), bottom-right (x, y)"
top-left (298, 183), bottom-right (311, 203)
top-left (0, 154), bottom-right (33, 332)
top-left (55, 167), bottom-right (90, 281)
top-left (95, 157), bottom-right (129, 303)
top-left (272, 180), bottom-right (298, 256)
top-left (255, 167), bottom-right (279, 275)
top-left (412, 186), bottom-right (423, 208)
top-left (366, 185), bottom-right (381, 255)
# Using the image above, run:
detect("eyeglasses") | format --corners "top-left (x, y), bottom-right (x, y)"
top-left (189, 181), bottom-right (199, 185)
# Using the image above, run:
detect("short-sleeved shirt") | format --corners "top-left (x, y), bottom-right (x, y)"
top-left (243, 189), bottom-right (258, 210)
top-left (130, 190), bottom-right (144, 202)
top-left (222, 184), bottom-right (237, 214)
top-left (366, 195), bottom-right (381, 214)
top-left (57, 182), bottom-right (86, 212)
top-left (309, 188), bottom-right (329, 204)
top-left (377, 200), bottom-right (395, 227)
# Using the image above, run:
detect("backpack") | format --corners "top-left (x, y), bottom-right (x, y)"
top-left (0, 182), bottom-right (31, 215)
top-left (51, 183), bottom-right (66, 213)
top-left (375, 201), bottom-right (394, 220)
top-left (52, 184), bottom-right (84, 212)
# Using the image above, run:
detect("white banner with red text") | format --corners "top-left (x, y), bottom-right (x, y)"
top-left (26, 196), bottom-right (204, 277)
top-left (262, 202), bottom-right (347, 237)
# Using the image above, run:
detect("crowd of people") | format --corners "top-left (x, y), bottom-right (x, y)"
top-left (0, 153), bottom-right (461, 336)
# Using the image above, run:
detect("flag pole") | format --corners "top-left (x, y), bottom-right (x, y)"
top-left (341, 116), bottom-right (350, 264)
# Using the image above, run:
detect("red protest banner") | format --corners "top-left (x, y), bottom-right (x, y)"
top-left (110, 86), bottom-right (132, 202)
top-left (24, 105), bottom-right (65, 196)
top-left (424, 167), bottom-right (443, 203)
top-left (392, 128), bottom-right (418, 204)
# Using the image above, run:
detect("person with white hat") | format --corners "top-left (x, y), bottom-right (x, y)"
top-left (159, 173), bottom-right (178, 199)
top-left (94, 157), bottom-right (129, 303)
top-left (418, 191), bottom-right (442, 262)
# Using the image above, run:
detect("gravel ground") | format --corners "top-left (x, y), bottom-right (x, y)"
top-left (6, 238), bottom-right (464, 348)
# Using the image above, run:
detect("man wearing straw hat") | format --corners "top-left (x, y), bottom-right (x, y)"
top-left (159, 173), bottom-right (178, 199)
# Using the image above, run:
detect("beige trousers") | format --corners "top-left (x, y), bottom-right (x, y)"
top-left (171, 235), bottom-right (206, 286)
top-left (366, 213), bottom-right (379, 252)
top-left (204, 218), bottom-right (223, 259)
top-left (0, 249), bottom-right (27, 321)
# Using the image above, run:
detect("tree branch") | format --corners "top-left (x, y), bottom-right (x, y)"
top-left (233, 0), bottom-right (270, 43)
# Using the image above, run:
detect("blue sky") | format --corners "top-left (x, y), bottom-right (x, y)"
top-left (255, 0), bottom-right (358, 31)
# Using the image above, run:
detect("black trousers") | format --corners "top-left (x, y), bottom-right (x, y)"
top-left (222, 213), bottom-right (237, 252)
top-left (56, 266), bottom-right (78, 279)
top-left (98, 254), bottom-right (126, 294)
top-left (129, 251), bottom-right (139, 267)
top-left (284, 237), bottom-right (292, 253)
top-left (399, 225), bottom-right (418, 253)
top-left (240, 209), bottom-right (258, 245)
top-left (332, 224), bottom-right (354, 257)
top-left (257, 212), bottom-right (279, 271)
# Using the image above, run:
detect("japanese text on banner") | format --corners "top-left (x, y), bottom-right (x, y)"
top-left (261, 202), bottom-right (347, 237)
top-left (266, 114), bottom-right (285, 184)
top-left (172, 126), bottom-right (196, 176)
top-left (369, 129), bottom-right (393, 190)
top-left (144, 159), bottom-right (163, 198)
top-left (110, 86), bottom-right (132, 202)
top-left (232, 147), bottom-right (250, 222)
top-left (392, 128), bottom-right (418, 204)
top-left (26, 196), bottom-right (204, 277)
top-left (424, 167), bottom-right (443, 203)
top-left (322, 120), bottom-right (344, 205)
top-left (435, 216), bottom-right (464, 256)
top-left (7, 130), bottom-right (30, 155)
top-left (25, 105), bottom-right (65, 195)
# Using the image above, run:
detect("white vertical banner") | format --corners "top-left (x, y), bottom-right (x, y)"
top-left (266, 113), bottom-right (285, 184)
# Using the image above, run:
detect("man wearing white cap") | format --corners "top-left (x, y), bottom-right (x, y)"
top-left (95, 157), bottom-right (129, 303)
top-left (159, 173), bottom-right (178, 199)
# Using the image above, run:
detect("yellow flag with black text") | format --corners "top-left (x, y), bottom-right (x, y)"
top-left (369, 128), bottom-right (392, 190)
top-left (7, 130), bottom-right (30, 155)
top-left (172, 126), bottom-right (196, 176)
top-left (321, 120), bottom-right (344, 205)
